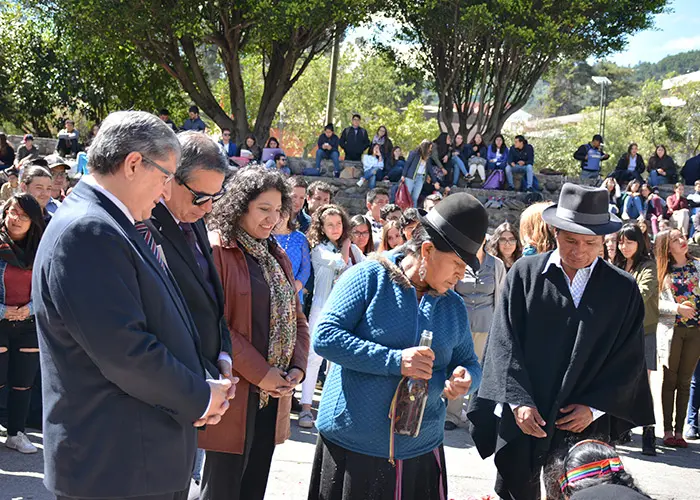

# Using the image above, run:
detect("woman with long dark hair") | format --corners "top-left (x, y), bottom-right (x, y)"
top-left (401, 140), bottom-right (436, 208)
top-left (197, 166), bottom-right (309, 500)
top-left (655, 228), bottom-right (700, 449)
top-left (299, 204), bottom-right (364, 429)
top-left (614, 143), bottom-right (646, 184)
top-left (0, 193), bottom-right (45, 454)
top-left (349, 214), bottom-right (374, 255)
top-left (430, 132), bottom-right (451, 188)
top-left (614, 223), bottom-right (658, 455)
top-left (449, 133), bottom-right (468, 186)
top-left (239, 134), bottom-right (262, 162)
top-left (647, 144), bottom-right (677, 186)
top-left (0, 133), bottom-right (15, 170)
top-left (371, 125), bottom-right (393, 168)
top-left (466, 133), bottom-right (488, 184)
top-left (273, 210), bottom-right (311, 304)
top-left (486, 222), bottom-right (522, 272)
top-left (621, 179), bottom-right (644, 221)
top-left (487, 134), bottom-right (508, 171)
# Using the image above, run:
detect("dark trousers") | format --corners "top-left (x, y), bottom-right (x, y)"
top-left (0, 318), bottom-right (40, 436)
top-left (58, 492), bottom-right (187, 500)
top-left (201, 392), bottom-right (278, 500)
top-left (688, 360), bottom-right (700, 430)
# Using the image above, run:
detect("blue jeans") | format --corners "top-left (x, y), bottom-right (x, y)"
top-left (505, 164), bottom-right (534, 189)
top-left (580, 170), bottom-right (600, 181)
top-left (315, 149), bottom-right (341, 175)
top-left (688, 361), bottom-right (700, 431)
top-left (625, 195), bottom-right (644, 219)
top-left (404, 174), bottom-right (426, 207)
top-left (362, 167), bottom-right (379, 189)
top-left (649, 170), bottom-right (667, 187)
top-left (451, 157), bottom-right (468, 186)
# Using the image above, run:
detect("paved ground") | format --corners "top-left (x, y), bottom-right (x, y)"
top-left (1, 373), bottom-right (699, 499)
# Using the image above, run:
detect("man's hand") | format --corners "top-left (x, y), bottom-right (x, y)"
top-left (258, 367), bottom-right (294, 398)
top-left (555, 404), bottom-right (593, 433)
top-left (658, 169), bottom-right (666, 176)
top-left (443, 366), bottom-right (472, 400)
top-left (217, 357), bottom-right (238, 400)
top-left (194, 378), bottom-right (232, 427)
top-left (400, 346), bottom-right (434, 380)
top-left (513, 405), bottom-right (547, 438)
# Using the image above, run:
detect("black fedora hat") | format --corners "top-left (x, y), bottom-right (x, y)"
top-left (418, 193), bottom-right (488, 271)
top-left (542, 183), bottom-right (622, 236)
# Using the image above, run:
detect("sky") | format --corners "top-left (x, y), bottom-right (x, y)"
top-left (606, 0), bottom-right (700, 66)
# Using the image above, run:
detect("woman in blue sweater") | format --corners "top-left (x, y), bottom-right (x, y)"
top-left (308, 193), bottom-right (486, 500)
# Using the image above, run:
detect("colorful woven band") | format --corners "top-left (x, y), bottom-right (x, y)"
top-left (558, 457), bottom-right (624, 492)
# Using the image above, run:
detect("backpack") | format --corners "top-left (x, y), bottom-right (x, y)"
top-left (482, 169), bottom-right (504, 189)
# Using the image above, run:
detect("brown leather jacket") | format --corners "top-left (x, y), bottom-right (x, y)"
top-left (197, 231), bottom-right (309, 454)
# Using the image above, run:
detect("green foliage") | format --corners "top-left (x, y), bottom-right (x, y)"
top-left (635, 50), bottom-right (700, 82)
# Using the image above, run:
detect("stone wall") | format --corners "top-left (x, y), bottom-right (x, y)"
top-left (6, 135), bottom-right (57, 156)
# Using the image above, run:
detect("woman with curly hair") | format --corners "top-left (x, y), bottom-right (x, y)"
top-left (551, 440), bottom-right (650, 499)
top-left (378, 220), bottom-right (404, 252)
top-left (486, 222), bottom-right (522, 271)
top-left (197, 166), bottom-right (310, 500)
top-left (298, 204), bottom-right (364, 430)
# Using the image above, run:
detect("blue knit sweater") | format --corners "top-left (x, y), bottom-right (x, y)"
top-left (313, 253), bottom-right (482, 460)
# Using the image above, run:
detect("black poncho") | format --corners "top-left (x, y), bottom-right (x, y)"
top-left (468, 252), bottom-right (654, 499)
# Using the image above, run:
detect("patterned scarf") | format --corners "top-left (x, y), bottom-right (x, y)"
top-left (0, 227), bottom-right (29, 269)
top-left (235, 229), bottom-right (297, 408)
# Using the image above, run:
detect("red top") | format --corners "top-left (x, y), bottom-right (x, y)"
top-left (4, 263), bottom-right (32, 306)
top-left (666, 193), bottom-right (689, 213)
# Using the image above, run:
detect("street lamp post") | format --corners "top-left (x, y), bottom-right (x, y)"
top-left (592, 76), bottom-right (612, 140)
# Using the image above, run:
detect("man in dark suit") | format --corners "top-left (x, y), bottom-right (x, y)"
top-left (147, 130), bottom-right (235, 392)
top-left (32, 111), bottom-right (232, 500)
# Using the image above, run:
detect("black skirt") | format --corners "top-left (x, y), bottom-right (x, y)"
top-left (307, 433), bottom-right (448, 500)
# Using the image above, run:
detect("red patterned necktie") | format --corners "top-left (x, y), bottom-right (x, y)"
top-left (135, 222), bottom-right (167, 271)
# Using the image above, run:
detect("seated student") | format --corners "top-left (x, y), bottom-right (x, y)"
top-left (0, 134), bottom-right (15, 171)
top-left (181, 105), bottom-right (207, 131)
top-left (0, 167), bottom-right (21, 202)
top-left (613, 143), bottom-right (645, 184)
top-left (314, 124), bottom-right (341, 177)
top-left (263, 136), bottom-right (285, 167)
top-left (370, 125), bottom-right (393, 170)
top-left (16, 135), bottom-right (39, 164)
top-left (621, 179), bottom-right (644, 221)
top-left (218, 128), bottom-right (238, 160)
top-left (666, 182), bottom-right (690, 235)
top-left (383, 147), bottom-right (405, 182)
top-left (466, 133), bottom-right (488, 184)
top-left (379, 203), bottom-right (402, 224)
top-left (681, 152), bottom-right (700, 185)
top-left (56, 119), bottom-right (80, 158)
top-left (158, 108), bottom-right (179, 132)
top-left (449, 133), bottom-right (469, 186)
top-left (238, 133), bottom-right (261, 162)
top-left (602, 177), bottom-right (622, 215)
top-left (505, 134), bottom-right (535, 191)
top-left (267, 153), bottom-right (291, 176)
top-left (552, 440), bottom-right (651, 500)
top-left (647, 144), bottom-right (678, 186)
top-left (487, 134), bottom-right (508, 171)
top-left (357, 143), bottom-right (384, 189)
top-left (574, 134), bottom-right (610, 181)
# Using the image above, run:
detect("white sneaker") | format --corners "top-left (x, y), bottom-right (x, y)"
top-left (356, 178), bottom-right (366, 187)
top-left (5, 431), bottom-right (38, 454)
top-left (298, 410), bottom-right (315, 429)
top-left (0, 422), bottom-right (7, 437)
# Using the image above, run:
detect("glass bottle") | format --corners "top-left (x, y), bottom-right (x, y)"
top-left (393, 330), bottom-right (433, 437)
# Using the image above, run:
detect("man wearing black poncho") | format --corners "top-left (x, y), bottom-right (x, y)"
top-left (468, 183), bottom-right (655, 500)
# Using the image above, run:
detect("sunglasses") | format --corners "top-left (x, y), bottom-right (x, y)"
top-left (178, 178), bottom-right (226, 206)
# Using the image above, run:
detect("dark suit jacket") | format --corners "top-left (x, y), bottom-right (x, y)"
top-left (32, 180), bottom-right (210, 498)
top-left (147, 202), bottom-right (232, 378)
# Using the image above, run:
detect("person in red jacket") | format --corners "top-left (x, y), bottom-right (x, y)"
top-left (667, 182), bottom-right (690, 236)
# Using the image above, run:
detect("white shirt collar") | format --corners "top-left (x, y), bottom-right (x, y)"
top-left (542, 248), bottom-right (599, 276)
top-left (81, 174), bottom-right (135, 224)
top-left (160, 199), bottom-right (180, 225)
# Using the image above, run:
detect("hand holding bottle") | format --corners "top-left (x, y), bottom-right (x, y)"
top-left (400, 346), bottom-right (434, 380)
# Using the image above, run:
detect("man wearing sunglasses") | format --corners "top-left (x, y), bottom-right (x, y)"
top-left (146, 131), bottom-right (234, 393)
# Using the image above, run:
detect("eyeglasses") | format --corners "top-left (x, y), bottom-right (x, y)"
top-left (178, 178), bottom-right (227, 206)
top-left (499, 238), bottom-right (517, 245)
top-left (7, 208), bottom-right (30, 222)
top-left (352, 230), bottom-right (370, 237)
top-left (142, 156), bottom-right (175, 184)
